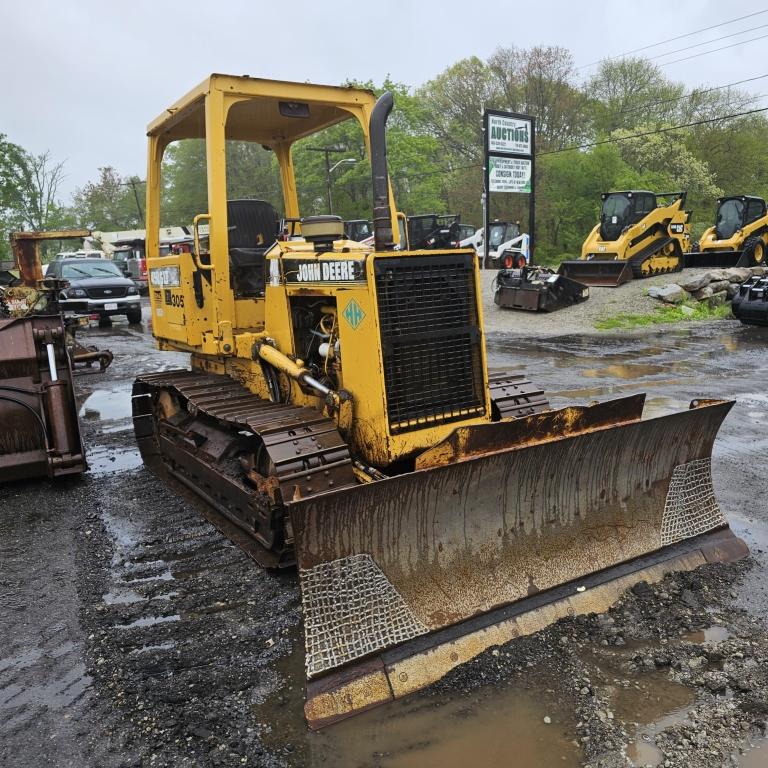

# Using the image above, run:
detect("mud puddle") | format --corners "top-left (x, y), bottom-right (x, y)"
top-left (86, 444), bottom-right (142, 475)
top-left (682, 625), bottom-right (732, 644)
top-left (730, 514), bottom-right (768, 621)
top-left (583, 616), bottom-right (749, 767)
top-left (585, 643), bottom-right (697, 767)
top-left (311, 689), bottom-right (580, 768)
top-left (115, 614), bottom-right (181, 630)
top-left (255, 645), bottom-right (580, 767)
top-left (738, 736), bottom-right (768, 766)
top-left (79, 383), bottom-right (133, 422)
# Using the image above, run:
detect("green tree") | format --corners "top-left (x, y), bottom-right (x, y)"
top-left (488, 45), bottom-right (590, 149)
top-left (0, 137), bottom-right (69, 259)
top-left (71, 166), bottom-right (143, 231)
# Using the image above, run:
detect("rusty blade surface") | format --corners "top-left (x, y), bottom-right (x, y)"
top-left (558, 259), bottom-right (633, 287)
top-left (290, 398), bottom-right (733, 678)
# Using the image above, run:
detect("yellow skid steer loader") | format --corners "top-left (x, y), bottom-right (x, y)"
top-left (132, 75), bottom-right (747, 728)
top-left (687, 195), bottom-right (768, 268)
top-left (559, 190), bottom-right (691, 287)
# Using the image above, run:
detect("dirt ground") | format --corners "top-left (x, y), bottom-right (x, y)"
top-left (1, 293), bottom-right (767, 768)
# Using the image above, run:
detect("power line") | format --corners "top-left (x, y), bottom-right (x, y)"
top-left (657, 31), bottom-right (768, 66)
top-left (578, 9), bottom-right (768, 69)
top-left (538, 105), bottom-right (768, 156)
top-left (620, 73), bottom-right (768, 116)
top-left (646, 22), bottom-right (768, 62)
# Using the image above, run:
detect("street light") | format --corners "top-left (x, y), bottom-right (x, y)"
top-left (327, 158), bottom-right (356, 214)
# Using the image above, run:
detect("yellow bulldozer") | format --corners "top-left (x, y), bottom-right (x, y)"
top-left (133, 75), bottom-right (747, 728)
top-left (559, 190), bottom-right (691, 286)
top-left (687, 195), bottom-right (768, 268)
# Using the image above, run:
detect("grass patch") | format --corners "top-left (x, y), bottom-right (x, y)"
top-left (595, 300), bottom-right (732, 331)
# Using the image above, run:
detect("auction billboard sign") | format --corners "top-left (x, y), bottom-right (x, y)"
top-left (483, 109), bottom-right (536, 263)
top-left (487, 114), bottom-right (532, 156)
top-left (488, 156), bottom-right (532, 193)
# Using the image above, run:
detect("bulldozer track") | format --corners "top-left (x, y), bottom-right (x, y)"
top-left (132, 370), bottom-right (357, 568)
top-left (488, 372), bottom-right (549, 419)
top-left (132, 369), bottom-right (548, 569)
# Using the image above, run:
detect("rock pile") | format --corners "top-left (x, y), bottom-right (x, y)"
top-left (648, 266), bottom-right (768, 307)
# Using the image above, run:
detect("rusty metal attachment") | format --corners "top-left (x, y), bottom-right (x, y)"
top-left (0, 315), bottom-right (86, 481)
top-left (494, 266), bottom-right (590, 312)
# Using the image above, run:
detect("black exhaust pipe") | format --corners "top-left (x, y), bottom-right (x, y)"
top-left (370, 91), bottom-right (394, 251)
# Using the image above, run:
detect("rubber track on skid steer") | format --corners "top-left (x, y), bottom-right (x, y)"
top-left (133, 370), bottom-right (357, 567)
top-left (628, 236), bottom-right (679, 279)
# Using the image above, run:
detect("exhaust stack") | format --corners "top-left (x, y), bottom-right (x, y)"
top-left (370, 91), bottom-right (394, 251)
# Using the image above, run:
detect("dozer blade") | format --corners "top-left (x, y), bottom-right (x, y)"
top-left (685, 250), bottom-right (749, 268)
top-left (558, 259), bottom-right (633, 287)
top-left (290, 395), bottom-right (748, 728)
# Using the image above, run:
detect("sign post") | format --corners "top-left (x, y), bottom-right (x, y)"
top-left (483, 109), bottom-right (535, 265)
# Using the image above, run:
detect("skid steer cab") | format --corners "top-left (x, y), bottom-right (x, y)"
top-left (688, 195), bottom-right (768, 269)
top-left (135, 74), bottom-right (747, 728)
top-left (559, 190), bottom-right (691, 287)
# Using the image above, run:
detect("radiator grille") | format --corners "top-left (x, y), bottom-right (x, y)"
top-left (374, 253), bottom-right (485, 433)
top-left (86, 286), bottom-right (128, 299)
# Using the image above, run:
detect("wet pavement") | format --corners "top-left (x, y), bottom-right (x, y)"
top-left (1, 303), bottom-right (767, 767)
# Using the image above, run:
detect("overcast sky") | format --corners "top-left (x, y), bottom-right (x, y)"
top-left (3, 0), bottom-right (767, 200)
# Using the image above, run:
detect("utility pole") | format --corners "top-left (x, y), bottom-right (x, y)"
top-left (306, 146), bottom-right (346, 213)
top-left (121, 178), bottom-right (146, 227)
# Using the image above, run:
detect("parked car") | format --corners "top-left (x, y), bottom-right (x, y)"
top-left (111, 244), bottom-right (149, 293)
top-left (46, 257), bottom-right (142, 323)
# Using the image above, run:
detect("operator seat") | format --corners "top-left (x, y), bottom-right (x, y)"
top-left (227, 199), bottom-right (279, 298)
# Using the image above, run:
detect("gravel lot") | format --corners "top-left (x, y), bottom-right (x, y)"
top-left (480, 267), bottom-right (717, 335)
top-left (1, 298), bottom-right (767, 768)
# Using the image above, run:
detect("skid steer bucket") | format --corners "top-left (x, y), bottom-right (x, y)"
top-left (0, 315), bottom-right (86, 482)
top-left (686, 250), bottom-right (749, 269)
top-left (290, 395), bottom-right (747, 728)
top-left (558, 259), bottom-right (633, 287)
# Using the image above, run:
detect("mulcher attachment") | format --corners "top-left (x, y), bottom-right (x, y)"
top-left (289, 394), bottom-right (748, 728)
top-left (494, 266), bottom-right (590, 312)
top-left (731, 275), bottom-right (768, 326)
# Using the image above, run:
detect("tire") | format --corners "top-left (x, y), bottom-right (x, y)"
top-left (127, 307), bottom-right (143, 325)
top-left (502, 251), bottom-right (526, 269)
top-left (743, 236), bottom-right (766, 266)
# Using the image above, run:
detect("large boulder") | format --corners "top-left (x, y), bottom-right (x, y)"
top-left (648, 284), bottom-right (685, 304)
top-left (680, 273), bottom-right (711, 292)
top-left (705, 291), bottom-right (728, 308)
top-left (708, 279), bottom-right (731, 294)
top-left (723, 267), bottom-right (751, 283)
top-left (694, 285), bottom-right (714, 301)
top-left (750, 266), bottom-right (767, 276)
top-left (726, 282), bottom-right (739, 299)
top-left (705, 269), bottom-right (729, 282)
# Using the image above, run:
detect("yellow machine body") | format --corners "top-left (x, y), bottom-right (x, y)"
top-left (688, 194), bottom-right (768, 268)
top-left (559, 190), bottom-right (691, 286)
top-left (134, 75), bottom-right (747, 729)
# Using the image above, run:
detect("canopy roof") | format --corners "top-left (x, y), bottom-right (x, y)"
top-left (147, 74), bottom-right (377, 146)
